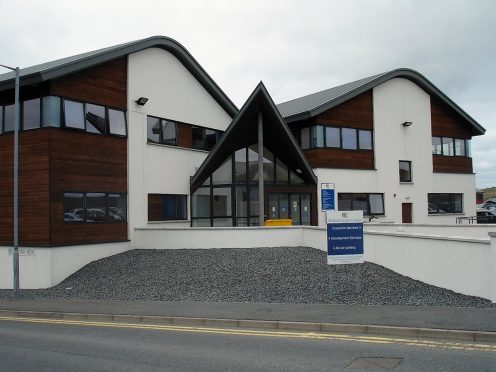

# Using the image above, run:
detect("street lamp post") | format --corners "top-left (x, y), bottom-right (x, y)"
top-left (0, 64), bottom-right (20, 293)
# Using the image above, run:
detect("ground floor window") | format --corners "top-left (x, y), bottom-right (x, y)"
top-left (63, 192), bottom-right (127, 223)
top-left (337, 193), bottom-right (384, 215)
top-left (148, 194), bottom-right (187, 221)
top-left (428, 193), bottom-right (463, 214)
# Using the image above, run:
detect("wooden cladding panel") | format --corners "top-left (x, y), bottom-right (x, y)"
top-left (431, 98), bottom-right (472, 139)
top-left (49, 129), bottom-right (128, 245)
top-left (304, 148), bottom-right (375, 169)
top-left (315, 90), bottom-right (373, 130)
top-left (177, 123), bottom-right (193, 148)
top-left (49, 57), bottom-right (127, 110)
top-left (433, 155), bottom-right (473, 174)
top-left (148, 194), bottom-right (164, 222)
top-left (0, 131), bottom-right (50, 246)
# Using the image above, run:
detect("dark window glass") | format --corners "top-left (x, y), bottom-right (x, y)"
top-left (338, 193), bottom-right (384, 216)
top-left (192, 219), bottom-right (211, 227)
top-left (192, 126), bottom-right (204, 149)
top-left (0, 106), bottom-right (3, 134)
top-left (247, 145), bottom-right (259, 182)
top-left (325, 127), bottom-right (340, 148)
top-left (455, 139), bottom-right (465, 156)
top-left (432, 137), bottom-right (442, 155)
top-left (275, 157), bottom-right (289, 184)
top-left (289, 169), bottom-right (305, 184)
top-left (342, 128), bottom-right (357, 149)
top-left (64, 100), bottom-right (85, 130)
top-left (301, 193), bottom-right (311, 225)
top-left (107, 193), bottom-right (127, 221)
top-left (161, 195), bottom-right (187, 220)
top-left (300, 127), bottom-right (310, 149)
top-left (359, 130), bottom-right (372, 150)
top-left (263, 148), bottom-right (274, 182)
top-left (442, 137), bottom-right (454, 156)
top-left (85, 103), bottom-right (106, 134)
top-left (4, 104), bottom-right (15, 132)
top-left (236, 218), bottom-right (249, 227)
top-left (63, 193), bottom-right (84, 222)
top-left (147, 116), bottom-right (161, 143)
top-left (399, 161), bottom-right (412, 182)
top-left (249, 187), bottom-right (259, 219)
top-left (23, 98), bottom-right (40, 130)
top-left (279, 193), bottom-right (289, 219)
top-left (428, 193), bottom-right (463, 214)
top-left (42, 96), bottom-right (61, 128)
top-left (161, 120), bottom-right (177, 145)
top-left (236, 186), bottom-right (248, 217)
top-left (108, 109), bottom-right (127, 136)
top-left (205, 129), bottom-right (218, 151)
top-left (86, 192), bottom-right (107, 222)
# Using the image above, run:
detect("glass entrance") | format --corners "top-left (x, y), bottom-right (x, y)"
top-left (268, 192), bottom-right (311, 225)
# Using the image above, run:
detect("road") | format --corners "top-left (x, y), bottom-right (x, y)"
top-left (0, 316), bottom-right (495, 371)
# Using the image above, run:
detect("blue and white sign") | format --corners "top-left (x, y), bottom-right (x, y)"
top-left (327, 210), bottom-right (364, 265)
top-left (321, 183), bottom-right (335, 211)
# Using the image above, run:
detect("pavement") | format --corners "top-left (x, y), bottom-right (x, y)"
top-left (1, 299), bottom-right (496, 342)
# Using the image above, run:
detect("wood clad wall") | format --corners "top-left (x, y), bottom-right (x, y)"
top-left (148, 194), bottom-right (164, 222)
top-left (431, 97), bottom-right (473, 173)
top-left (49, 129), bottom-right (128, 245)
top-left (177, 123), bottom-right (193, 148)
top-left (295, 90), bottom-right (375, 170)
top-left (0, 131), bottom-right (50, 246)
top-left (49, 57), bottom-right (127, 110)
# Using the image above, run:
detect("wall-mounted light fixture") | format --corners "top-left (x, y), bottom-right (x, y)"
top-left (402, 121), bottom-right (413, 127)
top-left (135, 97), bottom-right (149, 106)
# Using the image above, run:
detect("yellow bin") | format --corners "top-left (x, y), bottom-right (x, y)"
top-left (264, 219), bottom-right (293, 226)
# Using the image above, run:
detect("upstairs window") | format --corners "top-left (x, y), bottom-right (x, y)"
top-left (191, 126), bottom-right (222, 151)
top-left (399, 161), bottom-right (412, 182)
top-left (297, 125), bottom-right (373, 151)
top-left (23, 98), bottom-right (41, 130)
top-left (3, 104), bottom-right (15, 132)
top-left (147, 116), bottom-right (177, 145)
top-left (64, 100), bottom-right (85, 130)
top-left (432, 137), bottom-right (470, 157)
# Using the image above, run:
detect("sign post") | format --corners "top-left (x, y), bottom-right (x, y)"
top-left (326, 210), bottom-right (364, 294)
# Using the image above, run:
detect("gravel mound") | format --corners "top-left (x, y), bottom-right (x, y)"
top-left (0, 247), bottom-right (494, 308)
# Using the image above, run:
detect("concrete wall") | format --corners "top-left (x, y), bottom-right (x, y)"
top-left (0, 242), bottom-right (130, 289)
top-left (315, 78), bottom-right (477, 227)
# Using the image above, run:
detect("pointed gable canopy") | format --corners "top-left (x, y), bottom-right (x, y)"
top-left (191, 82), bottom-right (317, 191)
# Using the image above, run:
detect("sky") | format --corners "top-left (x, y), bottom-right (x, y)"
top-left (1, 0), bottom-right (494, 188)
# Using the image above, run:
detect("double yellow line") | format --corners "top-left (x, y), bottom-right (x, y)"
top-left (1, 315), bottom-right (495, 353)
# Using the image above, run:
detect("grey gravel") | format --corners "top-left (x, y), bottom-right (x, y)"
top-left (0, 247), bottom-right (494, 308)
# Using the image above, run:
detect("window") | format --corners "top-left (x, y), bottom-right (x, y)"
top-left (299, 126), bottom-right (372, 151)
top-left (342, 128), bottom-right (357, 150)
top-left (358, 130), bottom-right (373, 150)
top-left (108, 109), bottom-right (127, 136)
top-left (432, 137), bottom-right (470, 157)
top-left (191, 126), bottom-right (222, 150)
top-left (42, 96), bottom-right (61, 128)
top-left (148, 194), bottom-right (187, 221)
top-left (0, 106), bottom-right (3, 134)
top-left (64, 100), bottom-right (85, 130)
top-left (23, 98), bottom-right (41, 130)
top-left (147, 116), bottom-right (177, 145)
top-left (85, 104), bottom-right (106, 134)
top-left (428, 193), bottom-right (463, 214)
top-left (300, 127), bottom-right (310, 149)
top-left (399, 161), bottom-right (412, 182)
top-left (325, 127), bottom-right (340, 148)
top-left (338, 193), bottom-right (384, 215)
top-left (4, 104), bottom-right (14, 132)
top-left (311, 126), bottom-right (324, 147)
top-left (63, 192), bottom-right (127, 223)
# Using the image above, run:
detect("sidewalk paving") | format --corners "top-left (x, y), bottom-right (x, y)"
top-left (1, 299), bottom-right (495, 333)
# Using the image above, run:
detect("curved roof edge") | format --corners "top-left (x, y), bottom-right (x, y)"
top-left (0, 36), bottom-right (238, 118)
top-left (282, 68), bottom-right (485, 136)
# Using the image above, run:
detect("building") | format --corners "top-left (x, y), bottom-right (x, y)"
top-left (0, 36), bottom-right (486, 288)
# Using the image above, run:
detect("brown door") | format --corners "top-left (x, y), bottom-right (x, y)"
top-left (402, 203), bottom-right (413, 223)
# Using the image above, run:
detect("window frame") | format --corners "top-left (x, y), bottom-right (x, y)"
top-left (298, 125), bottom-right (373, 151)
top-left (399, 160), bottom-right (412, 183)
top-left (428, 193), bottom-right (463, 214)
top-left (432, 136), bottom-right (471, 157)
top-left (337, 192), bottom-right (385, 216)
top-left (63, 191), bottom-right (127, 224)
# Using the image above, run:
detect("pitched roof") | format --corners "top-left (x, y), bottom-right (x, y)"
top-left (190, 82), bottom-right (317, 191)
top-left (277, 68), bottom-right (485, 135)
top-left (0, 36), bottom-right (238, 117)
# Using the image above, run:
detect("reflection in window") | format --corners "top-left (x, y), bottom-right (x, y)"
top-left (432, 137), bottom-right (442, 155)
top-left (23, 98), bottom-right (40, 130)
top-left (4, 104), bottom-right (14, 132)
top-left (161, 120), bottom-right (177, 145)
top-left (192, 188), bottom-right (210, 218)
top-left (325, 127), bottom-right (340, 148)
top-left (213, 187), bottom-right (231, 217)
top-left (86, 103), bottom-right (106, 134)
top-left (108, 109), bottom-right (126, 136)
top-left (212, 158), bottom-right (232, 185)
top-left (42, 97), bottom-right (61, 128)
top-left (63, 193), bottom-right (84, 222)
top-left (86, 193), bottom-right (107, 222)
top-left (236, 186), bottom-right (248, 217)
top-left (234, 148), bottom-right (247, 183)
top-left (442, 137), bottom-right (454, 156)
top-left (338, 193), bottom-right (384, 215)
top-left (455, 139), bottom-right (465, 156)
top-left (428, 193), bottom-right (463, 214)
top-left (108, 193), bottom-right (127, 221)
top-left (342, 128), bottom-right (357, 150)
top-left (311, 126), bottom-right (324, 147)
top-left (147, 116), bottom-right (161, 143)
top-left (64, 100), bottom-right (85, 130)
top-left (275, 157), bottom-right (288, 184)
top-left (399, 161), bottom-right (412, 182)
top-left (191, 126), bottom-right (222, 150)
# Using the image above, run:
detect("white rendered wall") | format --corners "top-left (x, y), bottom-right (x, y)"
top-left (315, 78), bottom-right (476, 226)
top-left (127, 48), bottom-right (233, 237)
top-left (0, 242), bottom-right (130, 289)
